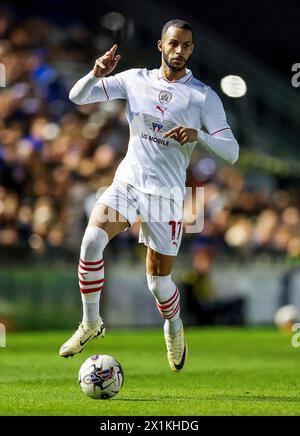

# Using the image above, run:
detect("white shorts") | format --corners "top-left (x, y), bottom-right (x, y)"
top-left (96, 181), bottom-right (183, 256)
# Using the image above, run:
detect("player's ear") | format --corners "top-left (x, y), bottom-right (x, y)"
top-left (157, 40), bottom-right (162, 53)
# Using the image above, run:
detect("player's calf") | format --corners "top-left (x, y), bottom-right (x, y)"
top-left (147, 274), bottom-right (187, 371)
top-left (79, 226), bottom-right (109, 326)
top-left (59, 226), bottom-right (109, 357)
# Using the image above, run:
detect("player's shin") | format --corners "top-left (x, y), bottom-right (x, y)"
top-left (78, 226), bottom-right (109, 326)
top-left (146, 274), bottom-right (182, 334)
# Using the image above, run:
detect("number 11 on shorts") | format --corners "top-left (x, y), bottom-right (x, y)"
top-left (169, 221), bottom-right (182, 247)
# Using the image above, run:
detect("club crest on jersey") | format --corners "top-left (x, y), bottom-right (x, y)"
top-left (152, 122), bottom-right (163, 133)
top-left (159, 90), bottom-right (172, 105)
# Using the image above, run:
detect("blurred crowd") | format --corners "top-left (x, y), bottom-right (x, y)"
top-left (1, 9), bottom-right (300, 260)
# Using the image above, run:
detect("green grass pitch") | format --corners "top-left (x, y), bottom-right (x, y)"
top-left (0, 327), bottom-right (299, 416)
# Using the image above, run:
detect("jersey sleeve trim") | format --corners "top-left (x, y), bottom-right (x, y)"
top-left (211, 127), bottom-right (231, 136)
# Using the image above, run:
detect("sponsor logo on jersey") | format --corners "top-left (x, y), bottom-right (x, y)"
top-left (159, 90), bottom-right (172, 105)
top-left (152, 122), bottom-right (163, 133)
top-left (143, 113), bottom-right (175, 134)
top-left (141, 132), bottom-right (169, 146)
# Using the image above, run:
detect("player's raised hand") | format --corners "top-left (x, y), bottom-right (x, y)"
top-left (93, 44), bottom-right (121, 77)
top-left (164, 126), bottom-right (198, 145)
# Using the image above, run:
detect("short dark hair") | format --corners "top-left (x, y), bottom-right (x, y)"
top-left (161, 19), bottom-right (194, 40)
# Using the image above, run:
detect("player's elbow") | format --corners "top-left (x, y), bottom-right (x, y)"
top-left (69, 89), bottom-right (84, 105)
top-left (228, 141), bottom-right (239, 165)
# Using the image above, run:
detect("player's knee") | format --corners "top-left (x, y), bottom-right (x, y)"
top-left (146, 274), bottom-right (173, 299)
top-left (80, 226), bottom-right (109, 259)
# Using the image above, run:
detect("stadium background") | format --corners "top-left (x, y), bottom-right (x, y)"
top-left (1, 0), bottom-right (300, 331)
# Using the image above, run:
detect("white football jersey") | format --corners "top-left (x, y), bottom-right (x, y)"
top-left (87, 68), bottom-right (232, 202)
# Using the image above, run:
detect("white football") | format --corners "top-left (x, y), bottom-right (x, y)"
top-left (78, 354), bottom-right (124, 399)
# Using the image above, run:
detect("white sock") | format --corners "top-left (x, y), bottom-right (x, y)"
top-left (78, 226), bottom-right (109, 326)
top-left (164, 318), bottom-right (182, 336)
top-left (146, 274), bottom-right (182, 335)
top-left (81, 293), bottom-right (101, 326)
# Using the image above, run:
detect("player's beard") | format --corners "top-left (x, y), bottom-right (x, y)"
top-left (163, 52), bottom-right (187, 72)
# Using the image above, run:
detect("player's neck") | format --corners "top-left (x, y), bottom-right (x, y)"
top-left (160, 64), bottom-right (187, 82)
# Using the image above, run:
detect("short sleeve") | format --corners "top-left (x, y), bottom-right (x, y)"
top-left (202, 88), bottom-right (231, 136)
top-left (100, 71), bottom-right (127, 100)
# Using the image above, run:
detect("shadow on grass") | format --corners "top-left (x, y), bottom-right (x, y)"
top-left (115, 395), bottom-right (300, 403)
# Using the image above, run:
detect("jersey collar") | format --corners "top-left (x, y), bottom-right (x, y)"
top-left (157, 67), bottom-right (193, 84)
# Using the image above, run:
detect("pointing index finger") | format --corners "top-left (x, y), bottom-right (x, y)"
top-left (110, 44), bottom-right (118, 56)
